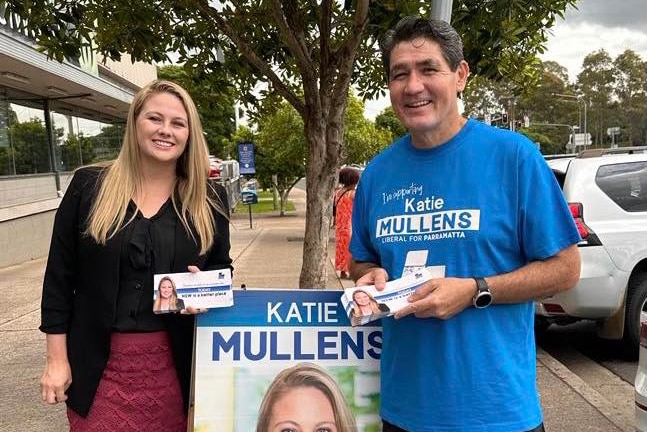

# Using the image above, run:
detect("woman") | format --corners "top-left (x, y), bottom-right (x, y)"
top-left (334, 166), bottom-right (360, 279)
top-left (153, 276), bottom-right (185, 313)
top-left (256, 362), bottom-right (358, 432)
top-left (39, 80), bottom-right (232, 431)
top-left (350, 289), bottom-right (390, 326)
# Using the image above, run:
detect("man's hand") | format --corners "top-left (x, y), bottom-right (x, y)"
top-left (394, 277), bottom-right (475, 319)
top-left (355, 267), bottom-right (389, 291)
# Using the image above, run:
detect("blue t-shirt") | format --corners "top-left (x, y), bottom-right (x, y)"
top-left (350, 119), bottom-right (580, 432)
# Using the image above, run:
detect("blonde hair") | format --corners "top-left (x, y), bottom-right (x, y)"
top-left (256, 363), bottom-right (358, 432)
top-left (86, 80), bottom-right (222, 254)
top-left (352, 289), bottom-right (382, 316)
top-left (153, 276), bottom-right (180, 311)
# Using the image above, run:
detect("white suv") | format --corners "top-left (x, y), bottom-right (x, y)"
top-left (535, 146), bottom-right (647, 349)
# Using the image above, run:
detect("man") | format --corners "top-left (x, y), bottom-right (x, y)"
top-left (349, 16), bottom-right (581, 432)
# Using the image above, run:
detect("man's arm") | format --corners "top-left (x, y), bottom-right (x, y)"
top-left (487, 244), bottom-right (580, 303)
top-left (396, 244), bottom-right (581, 319)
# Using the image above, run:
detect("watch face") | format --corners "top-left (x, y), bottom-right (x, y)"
top-left (474, 292), bottom-right (492, 308)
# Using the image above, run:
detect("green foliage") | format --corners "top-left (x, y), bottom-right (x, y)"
top-left (344, 94), bottom-right (392, 164)
top-left (60, 133), bottom-right (95, 170)
top-left (1, 0), bottom-right (576, 109)
top-left (255, 101), bottom-right (306, 193)
top-left (235, 191), bottom-right (295, 214)
top-left (0, 0), bottom-right (576, 286)
top-left (8, 118), bottom-right (51, 174)
top-left (375, 106), bottom-right (407, 141)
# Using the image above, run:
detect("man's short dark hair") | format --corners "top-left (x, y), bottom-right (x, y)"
top-left (380, 16), bottom-right (465, 82)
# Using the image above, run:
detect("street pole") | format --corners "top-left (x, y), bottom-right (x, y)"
top-left (583, 98), bottom-right (587, 137)
top-left (553, 93), bottom-right (582, 133)
top-left (431, 0), bottom-right (453, 23)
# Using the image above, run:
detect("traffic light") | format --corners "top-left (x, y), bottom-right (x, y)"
top-left (502, 113), bottom-right (508, 125)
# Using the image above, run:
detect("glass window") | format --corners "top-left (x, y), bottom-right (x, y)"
top-left (596, 161), bottom-right (647, 212)
top-left (3, 95), bottom-right (49, 176)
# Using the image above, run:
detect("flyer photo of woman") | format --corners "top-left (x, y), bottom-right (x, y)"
top-left (256, 362), bottom-right (358, 432)
top-left (153, 276), bottom-right (185, 313)
top-left (350, 289), bottom-right (390, 325)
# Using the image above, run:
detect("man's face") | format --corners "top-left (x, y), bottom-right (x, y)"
top-left (388, 37), bottom-right (468, 143)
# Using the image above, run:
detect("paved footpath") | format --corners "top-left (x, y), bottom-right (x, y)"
top-left (0, 188), bottom-right (634, 431)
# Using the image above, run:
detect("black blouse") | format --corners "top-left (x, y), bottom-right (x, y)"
top-left (112, 198), bottom-right (178, 332)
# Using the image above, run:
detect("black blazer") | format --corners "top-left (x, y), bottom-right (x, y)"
top-left (40, 167), bottom-right (233, 416)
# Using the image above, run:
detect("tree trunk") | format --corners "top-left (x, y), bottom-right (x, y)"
top-left (299, 110), bottom-right (343, 288)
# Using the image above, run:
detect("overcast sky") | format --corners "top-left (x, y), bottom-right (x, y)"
top-left (364, 1), bottom-right (647, 118)
top-left (538, 0), bottom-right (647, 82)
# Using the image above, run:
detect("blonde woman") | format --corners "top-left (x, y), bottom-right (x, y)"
top-left (153, 276), bottom-right (185, 313)
top-left (39, 80), bottom-right (232, 431)
top-left (256, 362), bottom-right (358, 432)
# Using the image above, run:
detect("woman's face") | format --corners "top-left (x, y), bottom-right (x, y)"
top-left (159, 280), bottom-right (174, 299)
top-left (353, 291), bottom-right (370, 306)
top-left (135, 92), bottom-right (189, 167)
top-left (268, 387), bottom-right (338, 432)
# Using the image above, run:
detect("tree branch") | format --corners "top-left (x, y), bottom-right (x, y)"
top-left (330, 0), bottom-right (370, 112)
top-left (194, 0), bottom-right (305, 116)
top-left (268, 0), bottom-right (318, 91)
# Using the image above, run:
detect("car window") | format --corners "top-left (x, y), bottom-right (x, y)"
top-left (596, 161), bottom-right (647, 212)
top-left (551, 170), bottom-right (566, 189)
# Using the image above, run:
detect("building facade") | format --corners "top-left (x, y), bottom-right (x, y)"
top-left (0, 12), bottom-right (156, 266)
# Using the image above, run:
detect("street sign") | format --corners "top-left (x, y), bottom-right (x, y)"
top-left (237, 142), bottom-right (256, 175)
top-left (570, 133), bottom-right (592, 147)
top-left (607, 126), bottom-right (621, 136)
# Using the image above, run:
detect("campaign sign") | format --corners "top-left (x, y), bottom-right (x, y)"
top-left (237, 142), bottom-right (256, 175)
top-left (194, 290), bottom-right (382, 432)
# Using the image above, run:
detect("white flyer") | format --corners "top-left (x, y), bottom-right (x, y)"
top-left (153, 269), bottom-right (233, 313)
top-left (341, 266), bottom-right (445, 326)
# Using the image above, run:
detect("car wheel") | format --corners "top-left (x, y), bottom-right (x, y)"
top-left (534, 316), bottom-right (551, 341)
top-left (623, 273), bottom-right (647, 350)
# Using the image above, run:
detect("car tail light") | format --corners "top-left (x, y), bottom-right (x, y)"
top-left (568, 202), bottom-right (601, 246)
top-left (542, 303), bottom-right (566, 314)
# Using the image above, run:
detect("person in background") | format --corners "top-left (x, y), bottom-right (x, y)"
top-left (350, 16), bottom-right (581, 432)
top-left (39, 79), bottom-right (232, 432)
top-left (334, 166), bottom-right (360, 279)
top-left (256, 362), bottom-right (358, 432)
top-left (153, 276), bottom-right (185, 313)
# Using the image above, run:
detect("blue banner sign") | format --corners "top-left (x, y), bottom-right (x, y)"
top-left (237, 141), bottom-right (256, 175)
top-left (194, 289), bottom-right (382, 432)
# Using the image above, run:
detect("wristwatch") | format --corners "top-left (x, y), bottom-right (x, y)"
top-left (472, 277), bottom-right (493, 309)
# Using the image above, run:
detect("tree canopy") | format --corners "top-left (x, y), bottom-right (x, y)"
top-left (1, 0), bottom-right (578, 287)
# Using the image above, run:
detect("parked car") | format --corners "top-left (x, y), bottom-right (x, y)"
top-left (535, 146), bottom-right (647, 349)
top-left (209, 156), bottom-right (223, 179)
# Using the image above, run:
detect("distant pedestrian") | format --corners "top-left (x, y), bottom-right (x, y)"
top-left (334, 166), bottom-right (360, 279)
top-left (39, 80), bottom-right (232, 431)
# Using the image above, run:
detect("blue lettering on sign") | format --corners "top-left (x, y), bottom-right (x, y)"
top-left (211, 330), bottom-right (382, 361)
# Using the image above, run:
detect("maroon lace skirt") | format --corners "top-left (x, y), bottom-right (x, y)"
top-left (67, 331), bottom-right (187, 432)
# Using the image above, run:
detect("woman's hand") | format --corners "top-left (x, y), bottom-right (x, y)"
top-left (180, 306), bottom-right (209, 314)
top-left (41, 359), bottom-right (72, 404)
top-left (41, 334), bottom-right (72, 404)
top-left (180, 265), bottom-right (209, 314)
